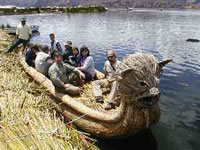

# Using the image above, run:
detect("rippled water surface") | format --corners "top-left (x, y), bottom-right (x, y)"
top-left (1, 9), bottom-right (200, 150)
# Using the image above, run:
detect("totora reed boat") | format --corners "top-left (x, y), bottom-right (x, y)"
top-left (19, 50), bottom-right (172, 139)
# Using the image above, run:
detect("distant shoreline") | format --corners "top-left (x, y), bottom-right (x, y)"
top-left (0, 5), bottom-right (199, 16)
top-left (0, 6), bottom-right (107, 15)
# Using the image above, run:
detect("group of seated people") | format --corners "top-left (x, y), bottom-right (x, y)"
top-left (25, 33), bottom-right (120, 110)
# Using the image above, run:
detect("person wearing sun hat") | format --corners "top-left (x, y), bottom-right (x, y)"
top-left (64, 41), bottom-right (72, 48)
top-left (7, 17), bottom-right (32, 53)
top-left (63, 41), bottom-right (73, 63)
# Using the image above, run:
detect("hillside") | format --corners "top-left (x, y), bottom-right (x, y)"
top-left (0, 0), bottom-right (199, 8)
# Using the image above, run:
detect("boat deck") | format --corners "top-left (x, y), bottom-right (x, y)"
top-left (75, 82), bottom-right (109, 112)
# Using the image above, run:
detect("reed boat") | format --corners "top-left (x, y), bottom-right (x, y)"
top-left (19, 50), bottom-right (172, 139)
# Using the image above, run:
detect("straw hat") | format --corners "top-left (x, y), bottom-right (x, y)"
top-left (63, 41), bottom-right (72, 47)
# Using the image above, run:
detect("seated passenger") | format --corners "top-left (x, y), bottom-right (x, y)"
top-left (77, 46), bottom-right (95, 81)
top-left (25, 42), bottom-right (33, 54)
top-left (92, 49), bottom-right (121, 109)
top-left (25, 44), bottom-right (40, 67)
top-left (63, 41), bottom-right (73, 63)
top-left (48, 52), bottom-right (84, 95)
top-left (67, 46), bottom-right (80, 67)
top-left (35, 45), bottom-right (53, 76)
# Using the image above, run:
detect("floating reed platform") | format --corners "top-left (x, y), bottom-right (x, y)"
top-left (0, 6), bottom-right (107, 15)
top-left (0, 29), bottom-right (98, 150)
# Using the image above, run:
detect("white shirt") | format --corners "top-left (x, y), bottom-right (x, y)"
top-left (16, 23), bottom-right (32, 40)
top-left (35, 52), bottom-right (52, 76)
top-left (80, 56), bottom-right (95, 77)
top-left (103, 60), bottom-right (121, 80)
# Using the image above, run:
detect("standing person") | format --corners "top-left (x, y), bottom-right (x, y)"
top-left (77, 46), bottom-right (95, 81)
top-left (7, 17), bottom-right (32, 53)
top-left (63, 41), bottom-right (73, 63)
top-left (92, 49), bottom-right (120, 109)
top-left (48, 51), bottom-right (84, 95)
top-left (49, 33), bottom-right (63, 57)
top-left (25, 44), bottom-right (40, 67)
top-left (35, 45), bottom-right (53, 76)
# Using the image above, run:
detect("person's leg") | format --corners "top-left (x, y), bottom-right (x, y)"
top-left (92, 79), bottom-right (109, 97)
top-left (22, 40), bottom-right (29, 54)
top-left (64, 84), bottom-right (80, 95)
top-left (83, 71), bottom-right (92, 81)
top-left (104, 81), bottom-right (118, 110)
top-left (68, 71), bottom-right (83, 86)
top-left (7, 39), bottom-right (23, 53)
top-left (92, 79), bottom-right (110, 103)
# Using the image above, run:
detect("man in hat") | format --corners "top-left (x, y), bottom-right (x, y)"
top-left (63, 41), bottom-right (73, 63)
top-left (7, 17), bottom-right (32, 53)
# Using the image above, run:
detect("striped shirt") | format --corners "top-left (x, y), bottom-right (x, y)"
top-left (50, 40), bottom-right (63, 53)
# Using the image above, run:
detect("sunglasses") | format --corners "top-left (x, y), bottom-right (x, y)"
top-left (82, 50), bottom-right (88, 52)
top-left (107, 55), bottom-right (114, 59)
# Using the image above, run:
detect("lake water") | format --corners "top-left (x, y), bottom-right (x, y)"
top-left (0, 8), bottom-right (200, 150)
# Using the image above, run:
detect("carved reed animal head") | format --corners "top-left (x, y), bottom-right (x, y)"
top-left (115, 53), bottom-right (172, 107)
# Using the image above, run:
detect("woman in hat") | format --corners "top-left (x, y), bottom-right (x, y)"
top-left (63, 41), bottom-right (73, 63)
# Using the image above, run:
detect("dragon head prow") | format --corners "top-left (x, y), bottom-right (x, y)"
top-left (115, 53), bottom-right (172, 107)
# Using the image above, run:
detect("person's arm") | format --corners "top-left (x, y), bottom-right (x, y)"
top-left (78, 57), bottom-right (92, 71)
top-left (28, 26), bottom-right (32, 41)
top-left (63, 63), bottom-right (76, 72)
top-left (75, 68), bottom-right (85, 80)
top-left (25, 51), bottom-right (34, 67)
top-left (103, 63), bottom-right (108, 78)
top-left (74, 56), bottom-right (81, 67)
top-left (48, 67), bottom-right (65, 88)
top-left (56, 42), bottom-right (63, 53)
top-left (16, 25), bottom-right (19, 39)
top-left (63, 63), bottom-right (85, 79)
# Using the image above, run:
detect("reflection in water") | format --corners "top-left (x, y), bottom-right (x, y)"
top-left (95, 129), bottom-right (157, 150)
top-left (0, 9), bottom-right (200, 150)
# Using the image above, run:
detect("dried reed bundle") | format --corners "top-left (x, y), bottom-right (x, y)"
top-left (0, 29), bottom-right (98, 150)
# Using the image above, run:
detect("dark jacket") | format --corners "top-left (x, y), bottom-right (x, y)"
top-left (63, 46), bottom-right (73, 63)
top-left (67, 54), bottom-right (80, 67)
top-left (25, 49), bottom-right (36, 67)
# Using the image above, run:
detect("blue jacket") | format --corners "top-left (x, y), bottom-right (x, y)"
top-left (25, 49), bottom-right (36, 67)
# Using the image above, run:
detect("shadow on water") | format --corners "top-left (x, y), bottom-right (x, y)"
top-left (95, 129), bottom-right (157, 150)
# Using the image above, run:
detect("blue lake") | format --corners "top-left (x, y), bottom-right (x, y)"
top-left (1, 8), bottom-right (200, 150)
